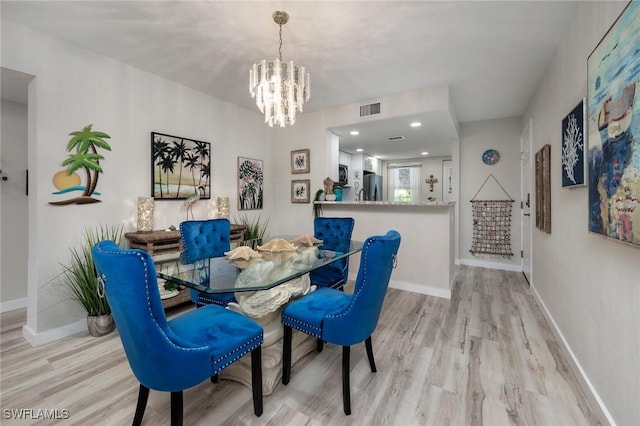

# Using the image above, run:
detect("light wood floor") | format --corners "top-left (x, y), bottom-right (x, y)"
top-left (0, 266), bottom-right (602, 425)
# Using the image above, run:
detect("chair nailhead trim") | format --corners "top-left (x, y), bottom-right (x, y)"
top-left (98, 246), bottom-right (209, 355)
top-left (213, 335), bottom-right (263, 373)
top-left (282, 315), bottom-right (321, 338)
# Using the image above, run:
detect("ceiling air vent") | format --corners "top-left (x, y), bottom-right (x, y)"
top-left (359, 102), bottom-right (381, 118)
top-left (388, 136), bottom-right (406, 141)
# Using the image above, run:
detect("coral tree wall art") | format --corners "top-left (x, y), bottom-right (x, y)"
top-left (561, 99), bottom-right (586, 188)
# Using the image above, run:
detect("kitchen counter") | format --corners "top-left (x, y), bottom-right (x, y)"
top-left (320, 201), bottom-right (455, 298)
top-left (316, 200), bottom-right (455, 207)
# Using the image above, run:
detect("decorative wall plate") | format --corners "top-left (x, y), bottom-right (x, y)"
top-left (482, 149), bottom-right (500, 165)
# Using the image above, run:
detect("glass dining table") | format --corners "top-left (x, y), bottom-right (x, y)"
top-left (154, 236), bottom-right (363, 296)
top-left (153, 235), bottom-right (364, 395)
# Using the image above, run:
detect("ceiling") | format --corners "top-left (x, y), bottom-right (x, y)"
top-left (1, 1), bottom-right (577, 160)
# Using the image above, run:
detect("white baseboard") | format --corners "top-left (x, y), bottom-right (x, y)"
top-left (529, 284), bottom-right (615, 426)
top-left (458, 258), bottom-right (522, 272)
top-left (22, 319), bottom-right (87, 347)
top-left (0, 297), bottom-right (27, 313)
top-left (389, 279), bottom-right (451, 299)
top-left (348, 272), bottom-right (452, 299)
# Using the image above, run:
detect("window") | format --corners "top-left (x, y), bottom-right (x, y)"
top-left (387, 163), bottom-right (422, 202)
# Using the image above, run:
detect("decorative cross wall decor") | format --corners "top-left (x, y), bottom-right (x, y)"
top-left (425, 174), bottom-right (438, 192)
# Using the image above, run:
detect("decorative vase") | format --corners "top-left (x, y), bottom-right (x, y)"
top-left (87, 313), bottom-right (115, 337)
top-left (334, 188), bottom-right (343, 201)
top-left (325, 194), bottom-right (336, 201)
top-left (137, 196), bottom-right (154, 232)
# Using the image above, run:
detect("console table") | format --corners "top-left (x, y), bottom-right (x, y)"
top-left (124, 224), bottom-right (247, 310)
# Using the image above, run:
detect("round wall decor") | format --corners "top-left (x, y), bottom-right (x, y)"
top-left (482, 149), bottom-right (500, 165)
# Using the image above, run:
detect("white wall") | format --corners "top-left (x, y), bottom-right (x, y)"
top-left (0, 100), bottom-right (28, 309)
top-left (459, 117), bottom-right (523, 270)
top-left (1, 19), bottom-right (275, 342)
top-left (524, 2), bottom-right (639, 425)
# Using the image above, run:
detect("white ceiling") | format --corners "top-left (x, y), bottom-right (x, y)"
top-left (1, 1), bottom-right (577, 160)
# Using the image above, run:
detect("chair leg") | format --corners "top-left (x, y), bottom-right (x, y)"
top-left (170, 391), bottom-right (183, 426)
top-left (316, 338), bottom-right (324, 352)
top-left (210, 374), bottom-right (219, 383)
top-left (132, 384), bottom-right (149, 426)
top-left (282, 325), bottom-right (292, 385)
top-left (251, 346), bottom-right (263, 417)
top-left (365, 336), bottom-right (377, 373)
top-left (342, 345), bottom-right (351, 415)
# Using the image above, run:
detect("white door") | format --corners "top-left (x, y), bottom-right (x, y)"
top-left (520, 119), bottom-right (533, 284)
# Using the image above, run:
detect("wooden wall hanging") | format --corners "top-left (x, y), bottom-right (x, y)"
top-left (470, 174), bottom-right (514, 257)
top-left (535, 144), bottom-right (551, 233)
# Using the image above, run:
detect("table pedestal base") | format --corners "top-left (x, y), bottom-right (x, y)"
top-left (220, 305), bottom-right (315, 395)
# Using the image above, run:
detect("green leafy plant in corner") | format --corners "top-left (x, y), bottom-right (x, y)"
top-left (60, 225), bottom-right (124, 316)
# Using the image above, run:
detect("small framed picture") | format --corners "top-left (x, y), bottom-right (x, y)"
top-left (291, 179), bottom-right (310, 203)
top-left (291, 149), bottom-right (310, 174)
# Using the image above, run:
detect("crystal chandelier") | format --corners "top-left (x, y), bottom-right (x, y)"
top-left (249, 11), bottom-right (310, 128)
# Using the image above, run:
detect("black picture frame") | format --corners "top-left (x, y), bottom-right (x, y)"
top-left (151, 132), bottom-right (211, 200)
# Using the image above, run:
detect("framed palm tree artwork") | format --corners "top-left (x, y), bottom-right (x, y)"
top-left (151, 132), bottom-right (211, 200)
top-left (238, 157), bottom-right (264, 210)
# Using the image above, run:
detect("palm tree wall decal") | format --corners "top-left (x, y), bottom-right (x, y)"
top-left (49, 124), bottom-right (112, 206)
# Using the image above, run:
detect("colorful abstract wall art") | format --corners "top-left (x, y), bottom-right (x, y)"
top-left (587, 1), bottom-right (640, 247)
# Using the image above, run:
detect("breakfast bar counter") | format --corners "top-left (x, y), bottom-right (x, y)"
top-left (317, 201), bottom-right (456, 299)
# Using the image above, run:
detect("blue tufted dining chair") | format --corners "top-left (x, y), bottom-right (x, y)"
top-left (281, 230), bottom-right (401, 415)
top-left (309, 217), bottom-right (355, 290)
top-left (179, 218), bottom-right (236, 307)
top-left (92, 240), bottom-right (263, 425)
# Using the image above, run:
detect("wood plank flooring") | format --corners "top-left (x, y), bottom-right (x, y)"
top-left (0, 266), bottom-right (603, 425)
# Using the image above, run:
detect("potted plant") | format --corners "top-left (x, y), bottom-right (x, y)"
top-left (61, 225), bottom-right (123, 336)
top-left (235, 213), bottom-right (270, 250)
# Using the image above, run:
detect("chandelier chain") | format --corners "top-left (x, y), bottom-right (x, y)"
top-left (278, 22), bottom-right (283, 61)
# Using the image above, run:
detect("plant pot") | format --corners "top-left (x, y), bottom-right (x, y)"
top-left (87, 314), bottom-right (115, 337)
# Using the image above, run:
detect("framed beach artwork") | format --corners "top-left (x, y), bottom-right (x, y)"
top-left (151, 132), bottom-right (210, 200)
top-left (291, 179), bottom-right (310, 203)
top-left (238, 157), bottom-right (264, 210)
top-left (291, 149), bottom-right (310, 174)
top-left (587, 1), bottom-right (640, 247)
top-left (561, 99), bottom-right (586, 188)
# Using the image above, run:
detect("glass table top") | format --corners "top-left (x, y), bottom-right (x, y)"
top-left (154, 237), bottom-right (363, 294)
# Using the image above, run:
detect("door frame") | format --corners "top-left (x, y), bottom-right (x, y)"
top-left (520, 119), bottom-right (533, 284)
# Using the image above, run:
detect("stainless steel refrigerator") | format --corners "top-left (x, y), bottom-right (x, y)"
top-left (363, 173), bottom-right (383, 201)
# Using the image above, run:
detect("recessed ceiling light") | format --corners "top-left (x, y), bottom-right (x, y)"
top-left (410, 122), bottom-right (422, 127)
top-left (356, 148), bottom-right (363, 152)
top-left (350, 130), bottom-right (359, 135)
top-left (421, 151), bottom-right (429, 156)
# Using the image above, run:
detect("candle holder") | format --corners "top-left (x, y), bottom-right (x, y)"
top-left (217, 197), bottom-right (230, 219)
top-left (137, 196), bottom-right (154, 232)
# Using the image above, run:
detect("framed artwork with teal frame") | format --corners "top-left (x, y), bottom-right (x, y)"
top-left (587, 1), bottom-right (640, 247)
